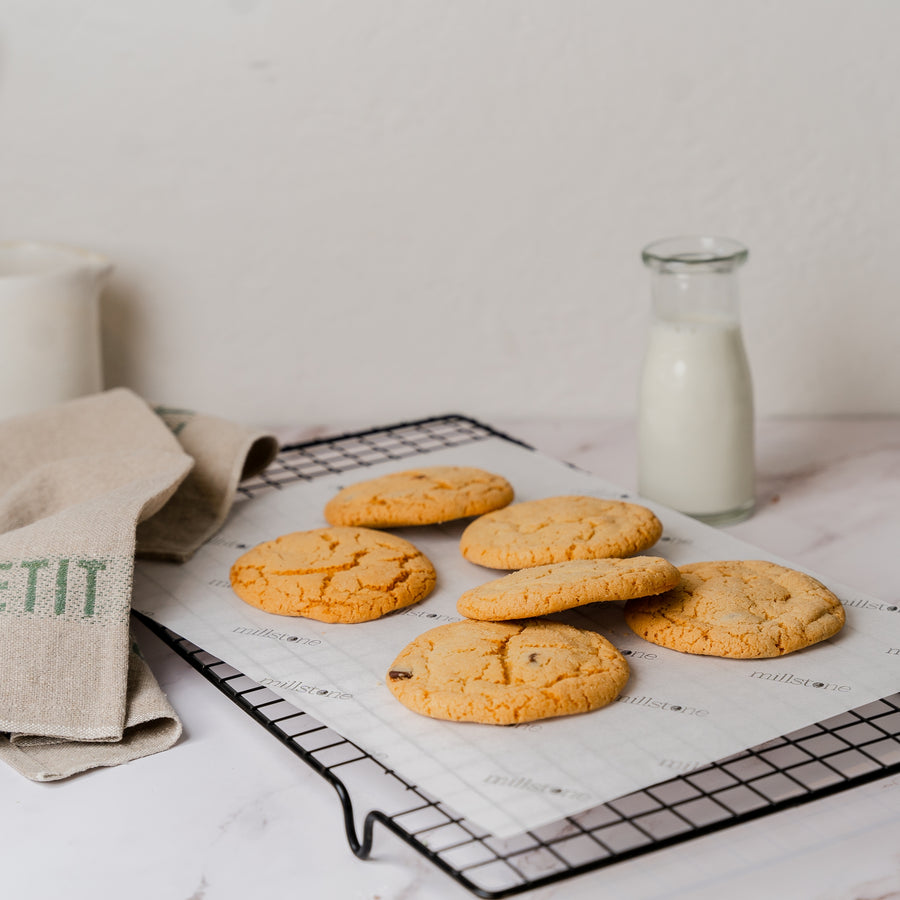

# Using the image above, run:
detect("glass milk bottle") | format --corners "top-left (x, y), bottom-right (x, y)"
top-left (637, 236), bottom-right (755, 525)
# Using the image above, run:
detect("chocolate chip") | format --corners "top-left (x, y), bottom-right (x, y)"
top-left (389, 669), bottom-right (413, 680)
top-left (528, 653), bottom-right (539, 663)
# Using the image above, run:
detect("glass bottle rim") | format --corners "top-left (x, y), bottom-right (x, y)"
top-left (642, 236), bottom-right (748, 272)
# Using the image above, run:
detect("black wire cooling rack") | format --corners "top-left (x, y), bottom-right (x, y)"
top-left (135, 414), bottom-right (900, 899)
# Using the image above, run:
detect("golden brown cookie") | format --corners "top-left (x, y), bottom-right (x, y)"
top-left (324, 465), bottom-right (514, 528)
top-left (623, 560), bottom-right (846, 658)
top-left (230, 526), bottom-right (436, 624)
top-left (385, 619), bottom-right (629, 724)
top-left (459, 495), bottom-right (663, 570)
top-left (457, 556), bottom-right (681, 621)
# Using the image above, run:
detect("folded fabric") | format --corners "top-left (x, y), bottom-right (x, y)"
top-left (0, 389), bottom-right (278, 781)
top-left (136, 404), bottom-right (278, 562)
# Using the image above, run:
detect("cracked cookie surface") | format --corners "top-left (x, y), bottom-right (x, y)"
top-left (386, 619), bottom-right (629, 724)
top-left (324, 465), bottom-right (514, 528)
top-left (623, 560), bottom-right (846, 658)
top-left (459, 495), bottom-right (663, 570)
top-left (458, 557), bottom-right (681, 621)
top-left (230, 526), bottom-right (436, 624)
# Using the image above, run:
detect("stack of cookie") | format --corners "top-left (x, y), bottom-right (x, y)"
top-left (229, 465), bottom-right (846, 727)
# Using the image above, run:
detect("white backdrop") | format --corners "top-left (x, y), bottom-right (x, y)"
top-left (1, 1), bottom-right (898, 427)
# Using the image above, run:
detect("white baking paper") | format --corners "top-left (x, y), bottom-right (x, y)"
top-left (132, 437), bottom-right (900, 838)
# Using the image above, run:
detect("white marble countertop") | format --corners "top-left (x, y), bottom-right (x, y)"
top-left (5, 416), bottom-right (900, 900)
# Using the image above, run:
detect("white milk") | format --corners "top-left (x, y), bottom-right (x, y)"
top-left (638, 317), bottom-right (755, 521)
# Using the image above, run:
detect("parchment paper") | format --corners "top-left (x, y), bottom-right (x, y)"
top-left (132, 438), bottom-right (900, 838)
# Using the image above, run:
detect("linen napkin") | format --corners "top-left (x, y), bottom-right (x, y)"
top-left (0, 388), bottom-right (278, 781)
top-left (136, 404), bottom-right (278, 562)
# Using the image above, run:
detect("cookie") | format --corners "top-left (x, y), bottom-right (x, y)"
top-left (324, 465), bottom-right (514, 528)
top-left (459, 495), bottom-right (663, 570)
top-left (623, 560), bottom-right (846, 658)
top-left (457, 556), bottom-right (681, 621)
top-left (230, 526), bottom-right (436, 624)
top-left (386, 619), bottom-right (629, 724)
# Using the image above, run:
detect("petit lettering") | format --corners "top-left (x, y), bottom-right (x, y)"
top-left (0, 557), bottom-right (107, 618)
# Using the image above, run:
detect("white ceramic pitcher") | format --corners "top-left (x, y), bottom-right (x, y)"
top-left (0, 241), bottom-right (111, 421)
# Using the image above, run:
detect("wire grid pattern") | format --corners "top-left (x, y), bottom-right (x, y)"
top-left (238, 415), bottom-right (523, 499)
top-left (139, 415), bottom-right (900, 898)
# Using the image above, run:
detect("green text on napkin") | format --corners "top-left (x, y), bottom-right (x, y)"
top-left (0, 388), bottom-right (278, 781)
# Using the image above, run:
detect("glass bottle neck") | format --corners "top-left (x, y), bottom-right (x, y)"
top-left (649, 268), bottom-right (742, 325)
top-left (642, 236), bottom-right (747, 326)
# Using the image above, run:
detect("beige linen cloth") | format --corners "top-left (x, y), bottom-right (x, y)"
top-left (0, 388), bottom-right (278, 781)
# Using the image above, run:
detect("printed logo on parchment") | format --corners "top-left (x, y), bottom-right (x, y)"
top-left (748, 671), bottom-right (852, 692)
top-left (232, 625), bottom-right (321, 647)
top-left (259, 676), bottom-right (352, 700)
top-left (657, 758), bottom-right (705, 774)
top-left (483, 774), bottom-right (593, 802)
top-left (619, 648), bottom-right (659, 661)
top-left (844, 598), bottom-right (899, 614)
top-left (615, 694), bottom-right (710, 717)
top-left (387, 608), bottom-right (461, 625)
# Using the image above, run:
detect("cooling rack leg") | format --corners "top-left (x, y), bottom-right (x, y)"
top-left (329, 778), bottom-right (435, 869)
top-left (329, 775), bottom-right (377, 859)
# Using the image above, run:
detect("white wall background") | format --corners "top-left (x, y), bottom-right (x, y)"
top-left (1, 0), bottom-right (898, 428)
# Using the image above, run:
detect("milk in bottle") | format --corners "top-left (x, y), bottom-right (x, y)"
top-left (638, 237), bottom-right (755, 525)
